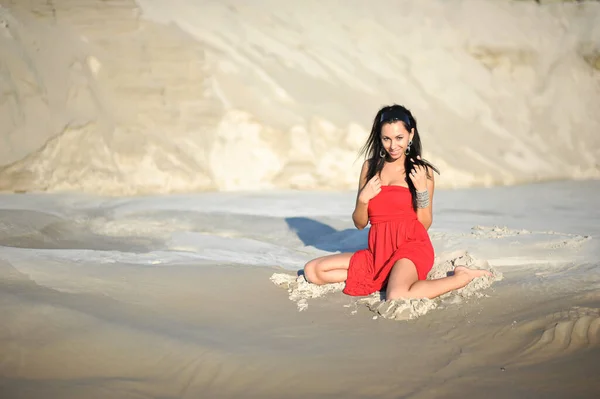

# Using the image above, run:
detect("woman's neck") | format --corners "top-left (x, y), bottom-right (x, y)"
top-left (385, 156), bottom-right (405, 165)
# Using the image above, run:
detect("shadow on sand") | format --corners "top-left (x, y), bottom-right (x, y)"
top-left (285, 217), bottom-right (368, 253)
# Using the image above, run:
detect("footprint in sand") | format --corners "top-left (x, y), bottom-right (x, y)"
top-left (514, 307), bottom-right (600, 365)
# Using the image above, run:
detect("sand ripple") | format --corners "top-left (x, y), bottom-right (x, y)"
top-left (512, 306), bottom-right (600, 366)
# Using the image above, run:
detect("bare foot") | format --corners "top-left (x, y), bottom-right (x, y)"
top-left (454, 266), bottom-right (493, 283)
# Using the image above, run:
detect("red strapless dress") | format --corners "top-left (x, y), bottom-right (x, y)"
top-left (343, 185), bottom-right (435, 296)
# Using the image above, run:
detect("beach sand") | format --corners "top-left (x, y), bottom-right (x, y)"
top-left (1, 0), bottom-right (599, 397)
top-left (1, 180), bottom-right (599, 398)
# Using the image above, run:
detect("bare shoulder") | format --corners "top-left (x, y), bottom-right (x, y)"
top-left (359, 158), bottom-right (373, 180)
top-left (425, 165), bottom-right (436, 194)
top-left (358, 159), bottom-right (370, 190)
top-left (361, 159), bottom-right (370, 173)
top-left (426, 165), bottom-right (435, 181)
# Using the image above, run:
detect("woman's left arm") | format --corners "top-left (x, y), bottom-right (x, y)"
top-left (416, 169), bottom-right (435, 230)
top-left (410, 164), bottom-right (435, 231)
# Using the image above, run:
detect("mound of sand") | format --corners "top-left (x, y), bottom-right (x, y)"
top-left (271, 250), bottom-right (503, 320)
top-left (1, 0), bottom-right (599, 195)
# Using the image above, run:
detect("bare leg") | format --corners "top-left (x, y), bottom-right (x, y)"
top-left (386, 259), bottom-right (492, 300)
top-left (303, 253), bottom-right (354, 285)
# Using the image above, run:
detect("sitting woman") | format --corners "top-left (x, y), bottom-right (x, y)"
top-left (303, 104), bottom-right (491, 300)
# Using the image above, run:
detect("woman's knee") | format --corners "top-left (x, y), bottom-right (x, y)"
top-left (385, 259), bottom-right (417, 300)
top-left (303, 259), bottom-right (320, 284)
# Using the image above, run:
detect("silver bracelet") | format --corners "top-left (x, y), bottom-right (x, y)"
top-left (416, 190), bottom-right (429, 208)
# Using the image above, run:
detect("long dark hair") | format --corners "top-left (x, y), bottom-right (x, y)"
top-left (358, 104), bottom-right (440, 211)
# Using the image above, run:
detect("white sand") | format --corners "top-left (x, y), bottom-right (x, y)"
top-left (1, 181), bottom-right (599, 398)
top-left (1, 0), bottom-right (599, 194)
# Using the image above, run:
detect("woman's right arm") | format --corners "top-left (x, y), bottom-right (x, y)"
top-left (352, 160), bottom-right (372, 230)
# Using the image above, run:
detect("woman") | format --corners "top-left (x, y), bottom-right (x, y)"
top-left (303, 104), bottom-right (491, 300)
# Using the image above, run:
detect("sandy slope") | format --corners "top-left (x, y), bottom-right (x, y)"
top-left (0, 0), bottom-right (599, 195)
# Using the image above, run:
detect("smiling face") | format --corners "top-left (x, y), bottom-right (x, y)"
top-left (380, 121), bottom-right (414, 160)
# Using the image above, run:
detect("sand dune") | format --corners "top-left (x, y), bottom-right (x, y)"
top-left (1, 0), bottom-right (599, 195)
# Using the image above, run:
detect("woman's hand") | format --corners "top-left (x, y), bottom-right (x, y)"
top-left (358, 175), bottom-right (381, 204)
top-left (409, 162), bottom-right (428, 192)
